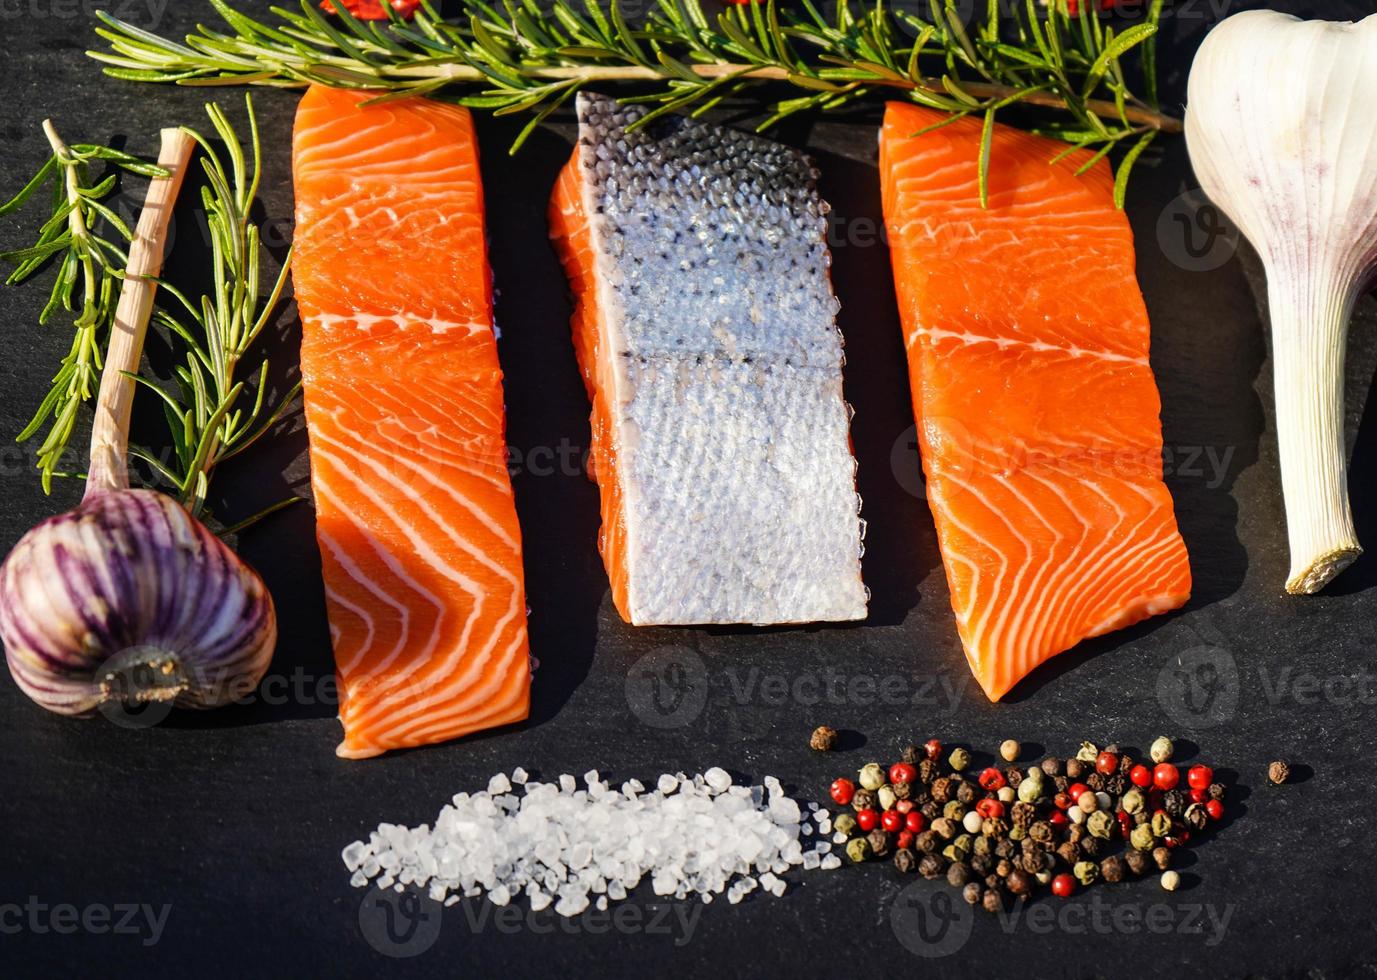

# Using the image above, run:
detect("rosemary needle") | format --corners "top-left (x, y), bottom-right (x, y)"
top-left (89, 0), bottom-right (1178, 203)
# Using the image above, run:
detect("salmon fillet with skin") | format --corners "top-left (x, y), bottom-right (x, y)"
top-left (292, 86), bottom-right (530, 758)
top-left (879, 102), bottom-right (1191, 701)
top-left (548, 92), bottom-right (868, 626)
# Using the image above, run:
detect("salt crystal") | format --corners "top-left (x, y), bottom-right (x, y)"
top-left (560, 774), bottom-right (577, 793)
top-left (597, 896), bottom-right (608, 911)
top-left (657, 774), bottom-right (678, 794)
top-left (584, 769), bottom-right (601, 788)
top-left (488, 774), bottom-right (512, 795)
top-left (820, 855), bottom-right (842, 870)
top-left (704, 767), bottom-right (732, 793)
top-left (511, 767), bottom-right (529, 785)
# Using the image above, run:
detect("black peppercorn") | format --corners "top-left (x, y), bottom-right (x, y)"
top-left (1152, 846), bottom-right (1171, 871)
top-left (1065, 758), bottom-right (1086, 780)
top-left (900, 744), bottom-right (922, 765)
top-left (972, 835), bottom-right (992, 859)
top-left (947, 861), bottom-right (971, 887)
top-left (1006, 869), bottom-right (1033, 897)
top-left (963, 883), bottom-right (983, 906)
top-left (984, 874), bottom-right (1001, 891)
top-left (1268, 760), bottom-right (1290, 785)
top-left (1118, 754), bottom-right (1135, 775)
top-left (1100, 854), bottom-right (1125, 883)
top-left (956, 781), bottom-right (977, 805)
top-left (1019, 849), bottom-right (1046, 875)
top-left (809, 725), bottom-right (837, 751)
top-left (1124, 849), bottom-right (1149, 876)
top-left (1104, 773), bottom-right (1127, 796)
top-left (995, 858), bottom-right (1013, 878)
top-left (970, 854), bottom-right (993, 877)
top-left (982, 888), bottom-right (1003, 914)
top-left (931, 817), bottom-right (958, 840)
top-left (892, 780), bottom-right (912, 801)
top-left (893, 847), bottom-right (917, 873)
top-left (1005, 766), bottom-right (1024, 789)
top-left (1079, 835), bottom-right (1102, 858)
top-left (919, 853), bottom-right (946, 880)
top-left (918, 759), bottom-right (939, 784)
top-left (1208, 782), bottom-right (1226, 801)
top-left (1085, 772), bottom-right (1106, 792)
top-left (1057, 841), bottom-right (1079, 866)
top-left (1184, 803), bottom-right (1209, 831)
top-left (852, 788), bottom-right (876, 812)
top-left (1011, 802), bottom-right (1035, 829)
top-left (920, 801), bottom-right (940, 820)
top-left (1041, 756), bottom-right (1062, 777)
top-left (1163, 789), bottom-right (1187, 818)
top-left (1029, 820), bottom-right (1054, 845)
top-left (868, 828), bottom-right (892, 858)
top-left (931, 777), bottom-right (953, 804)
top-left (1053, 775), bottom-right (1070, 793)
top-left (994, 838), bottom-right (1017, 860)
top-left (1068, 823), bottom-right (1086, 845)
top-left (915, 830), bottom-right (939, 853)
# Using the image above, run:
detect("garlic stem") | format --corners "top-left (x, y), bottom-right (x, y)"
top-left (85, 128), bottom-right (196, 496)
top-left (1270, 266), bottom-right (1363, 594)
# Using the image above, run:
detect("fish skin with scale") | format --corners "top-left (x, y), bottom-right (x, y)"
top-left (549, 92), bottom-right (868, 626)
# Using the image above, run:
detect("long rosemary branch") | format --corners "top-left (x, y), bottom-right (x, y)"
top-left (90, 0), bottom-right (1177, 200)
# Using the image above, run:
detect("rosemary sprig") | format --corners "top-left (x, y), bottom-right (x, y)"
top-left (127, 94), bottom-right (300, 527)
top-left (90, 0), bottom-right (1178, 201)
top-left (0, 128), bottom-right (167, 492)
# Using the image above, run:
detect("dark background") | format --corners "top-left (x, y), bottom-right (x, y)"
top-left (3, 0), bottom-right (1376, 976)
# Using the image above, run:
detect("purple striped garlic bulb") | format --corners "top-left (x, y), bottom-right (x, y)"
top-left (0, 489), bottom-right (276, 715)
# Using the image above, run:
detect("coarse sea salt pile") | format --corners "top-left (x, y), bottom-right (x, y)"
top-left (342, 767), bottom-right (840, 916)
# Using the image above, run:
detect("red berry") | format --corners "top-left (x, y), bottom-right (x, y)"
top-left (1152, 764), bottom-right (1179, 791)
top-left (1116, 811), bottom-right (1132, 840)
top-left (1187, 765), bottom-right (1214, 791)
top-left (855, 808), bottom-right (879, 832)
top-left (830, 778), bottom-right (855, 806)
top-left (881, 809), bottom-right (903, 832)
top-left (896, 831), bottom-right (915, 850)
top-left (1051, 873), bottom-right (1075, 898)
top-left (1205, 799), bottom-right (1224, 821)
top-left (905, 811), bottom-right (926, 834)
top-left (1095, 751), bottom-right (1119, 776)
top-left (1053, 792), bottom-right (1072, 810)
top-left (1049, 810), bottom-right (1069, 826)
top-left (1067, 782), bottom-right (1089, 803)
top-left (889, 762), bottom-right (917, 786)
top-left (978, 767), bottom-right (1006, 791)
top-left (1129, 764), bottom-right (1152, 788)
top-left (1190, 787), bottom-right (1209, 804)
top-left (923, 739), bottom-right (942, 761)
top-left (976, 799), bottom-right (1005, 819)
top-left (895, 800), bottom-right (915, 815)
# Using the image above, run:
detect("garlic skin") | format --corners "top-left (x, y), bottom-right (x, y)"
top-left (0, 489), bottom-right (276, 715)
top-left (1185, 10), bottom-right (1377, 594)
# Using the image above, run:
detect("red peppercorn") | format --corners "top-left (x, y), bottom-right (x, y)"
top-left (976, 799), bottom-right (1005, 819)
top-left (1187, 765), bottom-right (1213, 791)
top-left (905, 811), bottom-right (927, 834)
top-left (896, 830), bottom-right (915, 850)
top-left (1053, 792), bottom-right (1072, 810)
top-left (923, 738), bottom-right (942, 761)
top-left (1049, 810), bottom-right (1069, 826)
top-left (1205, 799), bottom-right (1224, 821)
top-left (1189, 787), bottom-right (1209, 804)
top-left (1129, 764), bottom-right (1152, 788)
top-left (830, 778), bottom-right (855, 806)
top-left (1116, 811), bottom-right (1132, 840)
top-left (1067, 782), bottom-right (1089, 803)
top-left (881, 809), bottom-right (903, 832)
top-left (1095, 751), bottom-right (1118, 775)
top-left (855, 808), bottom-right (879, 832)
top-left (1152, 764), bottom-right (1179, 791)
top-left (1051, 873), bottom-right (1075, 898)
top-left (978, 767), bottom-right (1006, 791)
top-left (895, 799), bottom-right (915, 815)
top-left (889, 762), bottom-right (917, 786)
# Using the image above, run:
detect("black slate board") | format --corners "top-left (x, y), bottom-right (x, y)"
top-left (3, 1), bottom-right (1376, 976)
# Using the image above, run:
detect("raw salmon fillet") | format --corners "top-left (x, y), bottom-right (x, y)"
top-left (879, 102), bottom-right (1191, 701)
top-left (549, 93), bottom-right (867, 626)
top-left (292, 86), bottom-right (530, 758)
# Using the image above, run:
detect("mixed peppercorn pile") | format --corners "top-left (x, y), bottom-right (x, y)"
top-left (825, 736), bottom-right (1226, 912)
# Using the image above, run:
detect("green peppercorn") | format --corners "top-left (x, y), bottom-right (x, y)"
top-left (868, 828), bottom-right (892, 858)
top-left (1017, 772), bottom-right (1044, 804)
top-left (963, 883), bottom-right (983, 906)
top-left (1073, 860), bottom-right (1099, 886)
top-left (1086, 810), bottom-right (1115, 840)
top-left (1130, 825), bottom-right (1156, 851)
top-left (1124, 849), bottom-right (1150, 876)
top-left (1100, 855), bottom-right (1125, 883)
top-left (948, 747), bottom-right (971, 772)
top-left (878, 785), bottom-right (898, 812)
top-left (1008, 824), bottom-right (1026, 842)
top-left (893, 847), bottom-right (917, 873)
top-left (1150, 811), bottom-right (1172, 838)
top-left (942, 842), bottom-right (968, 864)
top-left (1076, 741), bottom-right (1099, 763)
top-left (834, 812), bottom-right (857, 836)
top-left (859, 762), bottom-right (886, 791)
top-left (846, 836), bottom-right (872, 863)
top-left (1152, 846), bottom-right (1171, 871)
top-left (943, 800), bottom-right (966, 822)
top-left (1150, 736), bottom-right (1174, 764)
top-left (1121, 788), bottom-right (1146, 815)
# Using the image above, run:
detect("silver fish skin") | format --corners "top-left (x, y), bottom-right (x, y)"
top-left (553, 91), bottom-right (867, 626)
